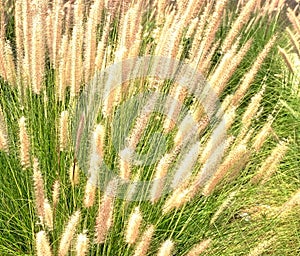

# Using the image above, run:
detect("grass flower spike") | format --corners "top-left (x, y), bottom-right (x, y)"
top-left (75, 233), bottom-right (89, 256)
top-left (19, 116), bottom-right (30, 169)
top-left (58, 210), bottom-right (81, 256)
top-left (35, 231), bottom-right (52, 256)
top-left (125, 206), bottom-right (143, 245)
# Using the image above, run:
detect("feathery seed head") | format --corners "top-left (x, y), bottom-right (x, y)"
top-left (171, 141), bottom-right (201, 189)
top-left (125, 206), bottom-right (143, 245)
top-left (119, 147), bottom-right (133, 180)
top-left (231, 35), bottom-right (276, 106)
top-left (33, 158), bottom-right (46, 219)
top-left (36, 231), bottom-right (52, 256)
top-left (95, 194), bottom-right (114, 243)
top-left (203, 144), bottom-right (248, 196)
top-left (0, 125), bottom-right (8, 152)
top-left (94, 124), bottom-right (105, 158)
top-left (150, 152), bottom-right (175, 203)
top-left (247, 237), bottom-right (276, 256)
top-left (240, 85), bottom-right (266, 138)
top-left (162, 184), bottom-right (196, 214)
top-left (252, 115), bottom-right (274, 151)
top-left (0, 107), bottom-right (8, 152)
top-left (87, 125), bottom-right (104, 184)
top-left (133, 225), bottom-right (155, 256)
top-left (157, 239), bottom-right (174, 256)
top-left (287, 8), bottom-right (300, 35)
top-left (221, 0), bottom-right (257, 52)
top-left (75, 232), bottom-right (89, 256)
top-left (251, 140), bottom-right (288, 184)
top-left (279, 189), bottom-right (300, 217)
top-left (43, 198), bottom-right (53, 230)
top-left (59, 110), bottom-right (69, 151)
top-left (210, 191), bottom-right (237, 224)
top-left (83, 180), bottom-right (97, 208)
top-left (58, 210), bottom-right (81, 256)
top-left (3, 41), bottom-right (17, 85)
top-left (31, 13), bottom-right (45, 94)
top-left (19, 116), bottom-right (31, 169)
top-left (186, 238), bottom-right (212, 256)
top-left (278, 46), bottom-right (296, 73)
top-left (95, 181), bottom-right (116, 243)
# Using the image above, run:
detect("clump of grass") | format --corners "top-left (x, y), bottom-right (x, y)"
top-left (0, 0), bottom-right (299, 255)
